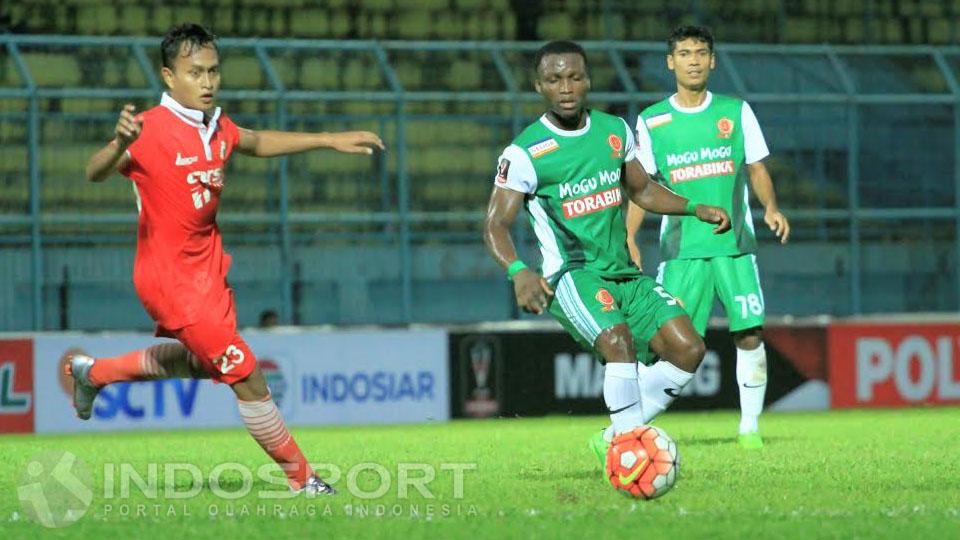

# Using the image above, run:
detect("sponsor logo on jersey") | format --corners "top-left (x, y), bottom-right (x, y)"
top-left (665, 146), bottom-right (733, 167)
top-left (495, 158), bottom-right (511, 184)
top-left (669, 159), bottom-right (735, 183)
top-left (645, 112), bottom-right (672, 129)
top-left (527, 137), bottom-right (560, 159)
top-left (717, 117), bottom-right (734, 139)
top-left (608, 134), bottom-right (623, 158)
top-left (558, 169), bottom-right (621, 199)
top-left (595, 288), bottom-right (617, 312)
top-left (561, 187), bottom-right (622, 219)
top-left (175, 153), bottom-right (198, 166)
top-left (186, 167), bottom-right (224, 190)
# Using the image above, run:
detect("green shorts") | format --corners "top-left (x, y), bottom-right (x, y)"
top-left (547, 269), bottom-right (686, 365)
top-left (656, 254), bottom-right (765, 335)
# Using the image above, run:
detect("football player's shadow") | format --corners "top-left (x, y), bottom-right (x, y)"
top-left (519, 470), bottom-right (595, 481)
top-left (680, 435), bottom-right (793, 446)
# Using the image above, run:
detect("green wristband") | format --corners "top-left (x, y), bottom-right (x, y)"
top-left (506, 260), bottom-right (527, 280)
top-left (685, 200), bottom-right (698, 215)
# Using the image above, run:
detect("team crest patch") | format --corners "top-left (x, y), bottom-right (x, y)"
top-left (596, 288), bottom-right (617, 312)
top-left (527, 137), bottom-right (560, 159)
top-left (717, 117), bottom-right (734, 139)
top-left (495, 158), bottom-right (511, 184)
top-left (608, 134), bottom-right (623, 158)
top-left (645, 112), bottom-right (672, 129)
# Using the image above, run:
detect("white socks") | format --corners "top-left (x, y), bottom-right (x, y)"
top-left (604, 362), bottom-right (645, 434)
top-left (639, 360), bottom-right (694, 424)
top-left (736, 344), bottom-right (767, 434)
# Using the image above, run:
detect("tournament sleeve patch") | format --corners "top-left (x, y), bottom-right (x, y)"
top-left (645, 112), bottom-right (672, 129)
top-left (495, 158), bottom-right (511, 184)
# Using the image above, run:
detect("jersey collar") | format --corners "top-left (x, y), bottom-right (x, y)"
top-left (160, 92), bottom-right (222, 130)
top-left (669, 91), bottom-right (713, 113)
top-left (539, 112), bottom-right (591, 137)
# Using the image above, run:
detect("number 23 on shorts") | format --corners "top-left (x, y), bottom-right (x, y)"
top-left (212, 344), bottom-right (246, 374)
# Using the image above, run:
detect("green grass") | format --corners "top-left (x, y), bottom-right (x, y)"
top-left (3, 408), bottom-right (960, 539)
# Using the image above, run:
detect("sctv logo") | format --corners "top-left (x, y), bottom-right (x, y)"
top-left (93, 380), bottom-right (200, 420)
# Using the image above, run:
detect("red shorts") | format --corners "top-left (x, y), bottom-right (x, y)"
top-left (155, 289), bottom-right (256, 385)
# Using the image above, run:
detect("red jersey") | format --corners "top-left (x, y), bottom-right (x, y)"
top-left (122, 93), bottom-right (242, 330)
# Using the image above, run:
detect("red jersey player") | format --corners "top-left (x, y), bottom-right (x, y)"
top-left (72, 23), bottom-right (384, 495)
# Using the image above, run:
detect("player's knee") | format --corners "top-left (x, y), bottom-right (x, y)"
top-left (596, 325), bottom-right (635, 363)
top-left (675, 336), bottom-right (705, 371)
top-left (733, 328), bottom-right (763, 350)
top-left (230, 364), bottom-right (270, 401)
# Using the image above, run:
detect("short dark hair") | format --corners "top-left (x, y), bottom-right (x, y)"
top-left (667, 25), bottom-right (715, 54)
top-left (161, 23), bottom-right (218, 70)
top-left (534, 40), bottom-right (589, 75)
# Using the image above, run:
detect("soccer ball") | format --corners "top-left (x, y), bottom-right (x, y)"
top-left (605, 425), bottom-right (680, 499)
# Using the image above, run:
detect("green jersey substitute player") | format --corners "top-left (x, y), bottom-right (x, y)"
top-left (482, 40), bottom-right (731, 466)
top-left (627, 26), bottom-right (792, 449)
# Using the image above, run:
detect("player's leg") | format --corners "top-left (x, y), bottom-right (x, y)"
top-left (549, 271), bottom-right (644, 435)
top-left (656, 258), bottom-right (713, 336)
top-left (642, 307), bottom-right (705, 423)
top-left (714, 254), bottom-right (767, 448)
top-left (590, 275), bottom-right (696, 463)
top-left (166, 290), bottom-right (330, 493)
top-left (65, 342), bottom-right (209, 420)
top-left (627, 262), bottom-right (712, 423)
top-left (175, 315), bottom-right (334, 495)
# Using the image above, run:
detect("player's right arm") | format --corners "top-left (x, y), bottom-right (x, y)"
top-left (622, 158), bottom-right (730, 234)
top-left (625, 202), bottom-right (645, 270)
top-left (85, 104), bottom-right (141, 182)
top-left (483, 186), bottom-right (554, 315)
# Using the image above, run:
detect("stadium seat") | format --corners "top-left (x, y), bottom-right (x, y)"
top-left (928, 18), bottom-right (952, 44)
top-left (224, 56), bottom-right (264, 88)
top-left (289, 9), bottom-right (329, 38)
top-left (20, 53), bottom-right (82, 87)
top-left (119, 5), bottom-right (150, 36)
top-left (75, 5), bottom-right (119, 35)
top-left (396, 10), bottom-right (432, 40)
top-left (445, 60), bottom-right (482, 90)
top-left (100, 58), bottom-right (150, 88)
top-left (299, 57), bottom-right (339, 89)
top-left (0, 146), bottom-right (27, 175)
top-left (783, 17), bottom-right (819, 43)
top-left (328, 10), bottom-right (352, 38)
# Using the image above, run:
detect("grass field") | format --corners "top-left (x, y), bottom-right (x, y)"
top-left (3, 408), bottom-right (960, 539)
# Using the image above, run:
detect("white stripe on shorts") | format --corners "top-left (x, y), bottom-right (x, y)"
top-left (555, 273), bottom-right (603, 345)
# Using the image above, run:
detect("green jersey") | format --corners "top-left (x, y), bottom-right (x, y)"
top-left (494, 109), bottom-right (641, 283)
top-left (636, 92), bottom-right (770, 260)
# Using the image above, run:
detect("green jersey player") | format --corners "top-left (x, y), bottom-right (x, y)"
top-left (482, 40), bottom-right (731, 466)
top-left (627, 26), bottom-right (792, 449)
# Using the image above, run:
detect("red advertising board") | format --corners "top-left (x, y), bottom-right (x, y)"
top-left (829, 323), bottom-right (960, 408)
top-left (0, 339), bottom-right (34, 433)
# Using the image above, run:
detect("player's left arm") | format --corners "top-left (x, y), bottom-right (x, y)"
top-left (747, 161), bottom-right (789, 244)
top-left (741, 101), bottom-right (790, 244)
top-left (235, 128), bottom-right (384, 157)
top-left (622, 159), bottom-right (730, 234)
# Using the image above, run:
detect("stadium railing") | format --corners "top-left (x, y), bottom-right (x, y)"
top-left (1, 35), bottom-right (959, 330)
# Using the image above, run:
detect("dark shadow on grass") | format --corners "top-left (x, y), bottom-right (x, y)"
top-left (519, 470), bottom-right (596, 481)
top-left (679, 435), bottom-right (796, 446)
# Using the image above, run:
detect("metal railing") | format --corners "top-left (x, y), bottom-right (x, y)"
top-left (2, 35), bottom-right (959, 330)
